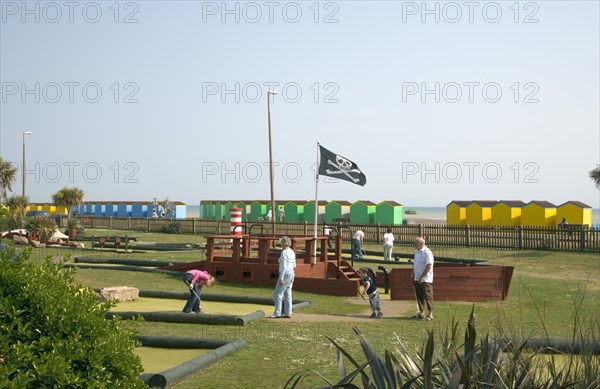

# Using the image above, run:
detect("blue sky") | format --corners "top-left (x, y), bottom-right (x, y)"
top-left (1, 1), bottom-right (598, 211)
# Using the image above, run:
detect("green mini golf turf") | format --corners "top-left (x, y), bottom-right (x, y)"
top-left (134, 347), bottom-right (210, 373)
top-left (111, 297), bottom-right (272, 315)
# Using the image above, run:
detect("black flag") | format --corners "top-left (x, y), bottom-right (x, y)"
top-left (318, 145), bottom-right (366, 186)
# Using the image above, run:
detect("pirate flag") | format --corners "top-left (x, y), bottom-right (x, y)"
top-left (318, 145), bottom-right (366, 186)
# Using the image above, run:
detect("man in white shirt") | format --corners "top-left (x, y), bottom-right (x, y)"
top-left (323, 224), bottom-right (333, 249)
top-left (352, 229), bottom-right (365, 259)
top-left (412, 236), bottom-right (434, 321)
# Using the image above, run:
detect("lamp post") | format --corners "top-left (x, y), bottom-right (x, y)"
top-left (267, 90), bottom-right (278, 235)
top-left (22, 131), bottom-right (32, 198)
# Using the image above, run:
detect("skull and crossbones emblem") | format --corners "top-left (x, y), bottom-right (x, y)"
top-left (325, 155), bottom-right (361, 183)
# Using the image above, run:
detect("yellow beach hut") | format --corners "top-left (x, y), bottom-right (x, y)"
top-left (446, 201), bottom-right (471, 225)
top-left (466, 201), bottom-right (497, 226)
top-left (492, 200), bottom-right (526, 226)
top-left (556, 201), bottom-right (592, 227)
top-left (521, 201), bottom-right (557, 227)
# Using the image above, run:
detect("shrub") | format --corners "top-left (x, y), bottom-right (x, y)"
top-left (285, 306), bottom-right (598, 388)
top-left (25, 216), bottom-right (57, 241)
top-left (161, 221), bottom-right (183, 234)
top-left (0, 247), bottom-right (145, 388)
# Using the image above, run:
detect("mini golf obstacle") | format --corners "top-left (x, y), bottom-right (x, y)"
top-left (160, 233), bottom-right (515, 300)
top-left (162, 233), bottom-right (365, 296)
top-left (104, 290), bottom-right (309, 326)
top-left (137, 335), bottom-right (247, 388)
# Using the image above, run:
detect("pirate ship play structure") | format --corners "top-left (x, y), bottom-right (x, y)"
top-left (162, 232), bottom-right (514, 301)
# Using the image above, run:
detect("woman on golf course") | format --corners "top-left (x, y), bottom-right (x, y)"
top-left (270, 236), bottom-right (296, 318)
top-left (182, 269), bottom-right (215, 313)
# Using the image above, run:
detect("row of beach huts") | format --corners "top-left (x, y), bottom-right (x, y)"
top-left (26, 199), bottom-right (593, 227)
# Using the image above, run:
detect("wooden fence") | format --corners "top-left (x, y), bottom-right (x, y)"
top-left (75, 217), bottom-right (600, 252)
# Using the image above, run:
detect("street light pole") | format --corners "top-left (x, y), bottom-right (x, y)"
top-left (22, 131), bottom-right (32, 198)
top-left (267, 90), bottom-right (278, 235)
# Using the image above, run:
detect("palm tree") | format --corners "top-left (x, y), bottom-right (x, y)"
top-left (0, 156), bottom-right (18, 203)
top-left (5, 194), bottom-right (29, 229)
top-left (52, 187), bottom-right (85, 218)
top-left (590, 165), bottom-right (600, 189)
top-left (159, 197), bottom-right (174, 219)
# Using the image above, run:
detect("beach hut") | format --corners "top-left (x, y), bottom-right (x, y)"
top-left (282, 200), bottom-right (305, 222)
top-left (85, 203), bottom-right (93, 215)
top-left (350, 201), bottom-right (376, 224)
top-left (131, 203), bottom-right (143, 218)
top-left (491, 201), bottom-right (525, 226)
top-left (213, 201), bottom-right (226, 220)
top-left (466, 201), bottom-right (497, 226)
top-left (521, 201), bottom-right (557, 227)
top-left (303, 201), bottom-right (327, 223)
top-left (116, 203), bottom-right (129, 217)
top-left (105, 203), bottom-right (116, 217)
top-left (446, 201), bottom-right (471, 225)
top-left (94, 203), bottom-right (104, 217)
top-left (249, 200), bottom-right (270, 221)
top-left (167, 201), bottom-right (186, 219)
top-left (556, 201), bottom-right (592, 227)
top-left (325, 201), bottom-right (352, 223)
top-left (375, 201), bottom-right (403, 225)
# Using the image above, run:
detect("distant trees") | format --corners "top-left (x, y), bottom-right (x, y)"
top-left (0, 156), bottom-right (18, 203)
top-left (590, 165), bottom-right (600, 189)
top-left (52, 187), bottom-right (85, 218)
top-left (5, 195), bottom-right (29, 229)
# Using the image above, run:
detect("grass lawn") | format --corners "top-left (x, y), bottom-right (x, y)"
top-left (5, 228), bottom-right (599, 388)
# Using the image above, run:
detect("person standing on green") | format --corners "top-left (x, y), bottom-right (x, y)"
top-left (382, 228), bottom-right (394, 261)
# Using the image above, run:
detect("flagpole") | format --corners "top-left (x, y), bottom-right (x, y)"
top-left (312, 142), bottom-right (320, 264)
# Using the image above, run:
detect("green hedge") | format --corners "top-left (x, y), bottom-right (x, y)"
top-left (0, 247), bottom-right (145, 388)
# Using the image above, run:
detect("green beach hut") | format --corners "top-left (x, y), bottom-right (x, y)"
top-left (303, 200), bottom-right (327, 223)
top-left (249, 200), bottom-right (270, 221)
top-left (282, 200), bottom-right (305, 222)
top-left (375, 201), bottom-right (403, 225)
top-left (325, 200), bottom-right (351, 223)
top-left (350, 200), bottom-right (376, 224)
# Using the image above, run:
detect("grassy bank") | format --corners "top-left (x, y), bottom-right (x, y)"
top-left (3, 228), bottom-right (599, 388)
